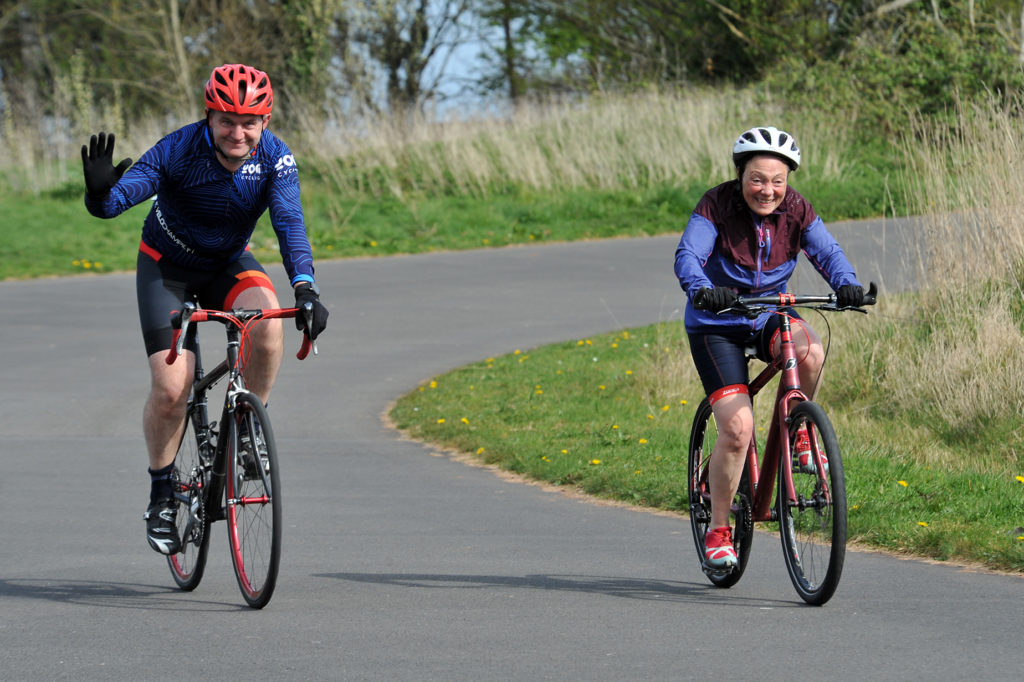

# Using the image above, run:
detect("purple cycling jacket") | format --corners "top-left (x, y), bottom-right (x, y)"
top-left (674, 180), bottom-right (860, 333)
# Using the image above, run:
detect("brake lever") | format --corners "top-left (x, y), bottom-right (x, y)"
top-left (302, 301), bottom-right (318, 356)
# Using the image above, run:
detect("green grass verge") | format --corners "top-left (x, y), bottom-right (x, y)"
top-left (2, 167), bottom-right (894, 281)
top-left (389, 321), bottom-right (1024, 573)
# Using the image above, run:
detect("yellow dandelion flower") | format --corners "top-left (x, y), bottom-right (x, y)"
top-left (599, 385), bottom-right (606, 391)
top-left (429, 380), bottom-right (438, 389)
top-left (476, 447), bottom-right (485, 455)
top-left (486, 358), bottom-right (495, 363)
top-left (612, 343), bottom-right (618, 348)
top-left (612, 425), bottom-right (619, 430)
top-left (73, 260), bottom-right (81, 266)
top-left (461, 417), bottom-right (469, 425)
top-left (661, 405), bottom-right (670, 412)
top-left (586, 340), bottom-right (592, 346)
top-left (898, 480), bottom-right (908, 487)
top-left (541, 455), bottom-right (550, 462)
top-left (561, 449), bottom-right (568, 454)
top-left (577, 340), bottom-right (585, 346)
top-left (370, 241), bottom-right (378, 247)
top-left (625, 370), bottom-right (633, 375)
top-left (680, 399), bottom-right (688, 405)
top-left (1016, 475), bottom-right (1024, 483)
top-left (918, 521), bottom-right (929, 527)
top-left (851, 505), bottom-right (860, 510)
top-left (647, 414), bottom-right (654, 420)
top-left (622, 331), bottom-right (630, 339)
top-left (639, 438), bottom-right (648, 444)
top-left (590, 459), bottom-right (601, 465)
top-left (514, 349), bottom-right (521, 355)
top-left (535, 389), bottom-right (543, 395)
top-left (436, 418), bottom-right (446, 424)
top-left (634, 470), bottom-right (642, 475)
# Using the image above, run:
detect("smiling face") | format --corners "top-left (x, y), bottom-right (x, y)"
top-left (207, 110), bottom-right (269, 169)
top-left (740, 154), bottom-right (790, 217)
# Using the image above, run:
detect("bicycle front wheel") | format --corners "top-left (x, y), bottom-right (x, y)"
top-left (777, 400), bottom-right (846, 605)
top-left (687, 398), bottom-right (753, 588)
top-left (168, 402), bottom-right (211, 591)
top-left (225, 392), bottom-right (282, 609)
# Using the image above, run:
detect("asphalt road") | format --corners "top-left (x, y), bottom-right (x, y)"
top-left (2, 218), bottom-right (1021, 680)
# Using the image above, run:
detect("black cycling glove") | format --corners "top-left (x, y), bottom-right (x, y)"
top-left (81, 132), bottom-right (133, 199)
top-left (294, 282), bottom-right (329, 340)
top-left (693, 286), bottom-right (738, 312)
top-left (836, 284), bottom-right (865, 308)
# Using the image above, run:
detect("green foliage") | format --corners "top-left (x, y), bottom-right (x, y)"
top-left (766, 3), bottom-right (1024, 135)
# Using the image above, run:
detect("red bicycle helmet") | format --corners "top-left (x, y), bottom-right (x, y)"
top-left (204, 64), bottom-right (274, 116)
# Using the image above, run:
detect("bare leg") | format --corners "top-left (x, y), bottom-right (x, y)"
top-left (708, 391), bottom-right (754, 530)
top-left (773, 319), bottom-right (825, 398)
top-left (143, 350), bottom-right (195, 470)
top-left (232, 286), bottom-right (284, 403)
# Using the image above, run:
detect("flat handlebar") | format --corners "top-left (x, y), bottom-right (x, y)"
top-left (698, 282), bottom-right (878, 317)
top-left (165, 302), bottom-right (316, 365)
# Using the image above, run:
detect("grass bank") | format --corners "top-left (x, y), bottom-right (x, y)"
top-left (389, 311), bottom-right (1024, 573)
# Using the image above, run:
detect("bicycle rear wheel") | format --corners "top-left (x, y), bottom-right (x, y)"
top-left (687, 398), bottom-right (753, 588)
top-left (168, 402), bottom-right (211, 590)
top-left (777, 400), bottom-right (846, 605)
top-left (225, 392), bottom-right (281, 609)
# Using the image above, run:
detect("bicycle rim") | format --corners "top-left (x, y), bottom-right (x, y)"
top-left (777, 401), bottom-right (846, 605)
top-left (225, 393), bottom-right (281, 609)
top-left (168, 403), bottom-right (211, 590)
top-left (687, 398), bottom-right (753, 588)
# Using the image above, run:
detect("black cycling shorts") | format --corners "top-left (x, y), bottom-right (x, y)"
top-left (687, 311), bottom-right (804, 401)
top-left (136, 242), bottom-right (276, 357)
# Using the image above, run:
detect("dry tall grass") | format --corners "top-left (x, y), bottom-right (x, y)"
top-left (842, 96), bottom-right (1024, 470)
top-left (291, 87), bottom-right (851, 200)
top-left (3, 86), bottom-right (851, 200)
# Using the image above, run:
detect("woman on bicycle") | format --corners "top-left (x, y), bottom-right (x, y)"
top-left (674, 126), bottom-right (864, 570)
top-left (81, 64), bottom-right (329, 556)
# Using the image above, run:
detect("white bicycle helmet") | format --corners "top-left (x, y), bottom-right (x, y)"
top-left (732, 126), bottom-right (801, 171)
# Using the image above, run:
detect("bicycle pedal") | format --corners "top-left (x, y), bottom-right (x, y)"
top-left (700, 559), bottom-right (736, 578)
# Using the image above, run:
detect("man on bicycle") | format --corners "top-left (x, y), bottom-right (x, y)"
top-left (674, 126), bottom-right (863, 570)
top-left (82, 64), bottom-right (329, 555)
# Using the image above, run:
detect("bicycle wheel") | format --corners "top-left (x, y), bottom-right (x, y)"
top-left (687, 398), bottom-right (753, 588)
top-left (225, 392), bottom-right (281, 609)
top-left (167, 402), bottom-right (211, 590)
top-left (777, 400), bottom-right (847, 605)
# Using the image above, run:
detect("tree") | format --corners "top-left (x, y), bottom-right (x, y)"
top-left (350, 0), bottom-right (471, 116)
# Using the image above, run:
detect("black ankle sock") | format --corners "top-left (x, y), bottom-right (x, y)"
top-left (148, 463), bottom-right (175, 504)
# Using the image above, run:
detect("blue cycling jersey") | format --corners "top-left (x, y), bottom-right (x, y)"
top-left (84, 121), bottom-right (315, 285)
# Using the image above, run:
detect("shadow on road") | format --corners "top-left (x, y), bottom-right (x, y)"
top-left (317, 571), bottom-right (805, 608)
top-left (0, 577), bottom-right (244, 612)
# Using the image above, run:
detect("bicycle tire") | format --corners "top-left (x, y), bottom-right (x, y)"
top-left (687, 397), bottom-right (753, 588)
top-left (225, 392), bottom-right (281, 609)
top-left (777, 400), bottom-right (847, 605)
top-left (167, 402), bottom-right (211, 591)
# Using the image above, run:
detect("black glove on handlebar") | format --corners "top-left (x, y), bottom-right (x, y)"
top-left (693, 286), bottom-right (738, 312)
top-left (836, 284), bottom-right (865, 308)
top-left (81, 132), bottom-right (133, 200)
top-left (294, 282), bottom-right (329, 340)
